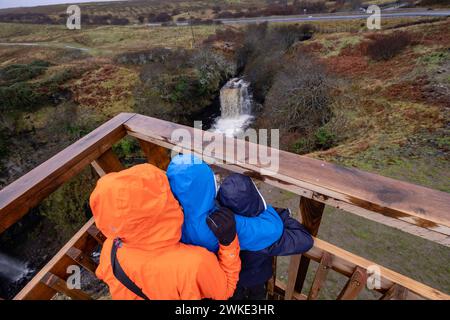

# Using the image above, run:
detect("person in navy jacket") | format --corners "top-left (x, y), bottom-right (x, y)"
top-left (218, 173), bottom-right (314, 300)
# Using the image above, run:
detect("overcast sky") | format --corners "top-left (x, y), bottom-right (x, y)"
top-left (0, 1), bottom-right (125, 10)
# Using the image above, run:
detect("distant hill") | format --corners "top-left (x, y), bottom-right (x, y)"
top-left (0, 0), bottom-right (414, 26)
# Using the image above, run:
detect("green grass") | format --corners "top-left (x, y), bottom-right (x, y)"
top-left (418, 50), bottom-right (450, 71)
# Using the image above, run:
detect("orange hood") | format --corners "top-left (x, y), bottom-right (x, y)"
top-left (90, 164), bottom-right (183, 250)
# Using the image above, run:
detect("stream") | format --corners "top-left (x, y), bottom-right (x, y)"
top-left (0, 252), bottom-right (33, 298)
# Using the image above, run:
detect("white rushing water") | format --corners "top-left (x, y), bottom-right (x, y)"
top-left (212, 78), bottom-right (254, 137)
top-left (0, 252), bottom-right (33, 283)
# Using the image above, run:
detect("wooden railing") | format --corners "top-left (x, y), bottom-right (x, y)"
top-left (0, 113), bottom-right (449, 300)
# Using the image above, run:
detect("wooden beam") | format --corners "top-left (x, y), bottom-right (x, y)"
top-left (337, 267), bottom-right (367, 300)
top-left (304, 238), bottom-right (449, 300)
top-left (295, 197), bottom-right (325, 293)
top-left (307, 252), bottom-right (332, 300)
top-left (40, 272), bottom-right (92, 300)
top-left (0, 113), bottom-right (135, 234)
top-left (123, 114), bottom-right (450, 245)
top-left (138, 139), bottom-right (170, 170)
top-left (66, 247), bottom-right (98, 275)
top-left (380, 284), bottom-right (409, 300)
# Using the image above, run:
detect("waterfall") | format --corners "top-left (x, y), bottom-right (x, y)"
top-left (0, 252), bottom-right (33, 284)
top-left (212, 78), bottom-right (254, 137)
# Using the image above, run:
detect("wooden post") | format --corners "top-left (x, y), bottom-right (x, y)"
top-left (91, 148), bottom-right (125, 177)
top-left (307, 252), bottom-right (332, 300)
top-left (266, 257), bottom-right (278, 299)
top-left (337, 266), bottom-right (367, 300)
top-left (284, 254), bottom-right (301, 300)
top-left (380, 284), bottom-right (409, 300)
top-left (138, 139), bottom-right (171, 170)
top-left (294, 197), bottom-right (325, 293)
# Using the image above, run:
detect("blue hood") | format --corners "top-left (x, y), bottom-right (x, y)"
top-left (167, 154), bottom-right (283, 252)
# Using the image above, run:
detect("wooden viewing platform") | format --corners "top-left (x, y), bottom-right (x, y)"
top-left (0, 113), bottom-right (449, 300)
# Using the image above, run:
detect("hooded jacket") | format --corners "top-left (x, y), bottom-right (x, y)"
top-left (91, 163), bottom-right (241, 300)
top-left (218, 173), bottom-right (314, 288)
top-left (166, 154), bottom-right (283, 253)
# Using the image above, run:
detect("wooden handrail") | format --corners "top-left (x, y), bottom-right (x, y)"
top-left (124, 114), bottom-right (450, 245)
top-left (305, 238), bottom-right (449, 300)
top-left (0, 113), bottom-right (135, 234)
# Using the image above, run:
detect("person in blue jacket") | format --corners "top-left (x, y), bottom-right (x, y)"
top-left (166, 153), bottom-right (284, 253)
top-left (218, 173), bottom-right (314, 300)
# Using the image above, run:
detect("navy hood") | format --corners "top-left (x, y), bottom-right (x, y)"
top-left (218, 173), bottom-right (267, 217)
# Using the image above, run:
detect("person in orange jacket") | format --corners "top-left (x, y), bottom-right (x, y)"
top-left (90, 163), bottom-right (241, 300)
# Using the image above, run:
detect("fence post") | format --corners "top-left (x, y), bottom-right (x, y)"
top-left (138, 139), bottom-right (171, 170)
top-left (294, 197), bottom-right (325, 293)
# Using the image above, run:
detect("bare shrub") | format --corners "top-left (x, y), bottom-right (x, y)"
top-left (263, 56), bottom-right (333, 133)
top-left (365, 31), bottom-right (413, 61)
top-left (203, 28), bottom-right (244, 45)
top-left (271, 24), bottom-right (314, 48)
top-left (149, 12), bottom-right (172, 23)
top-left (292, 0), bottom-right (327, 13)
top-left (236, 22), bottom-right (315, 102)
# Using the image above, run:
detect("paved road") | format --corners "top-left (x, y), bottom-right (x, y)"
top-left (148, 9), bottom-right (450, 27)
top-left (218, 10), bottom-right (450, 25)
top-left (0, 42), bottom-right (90, 51)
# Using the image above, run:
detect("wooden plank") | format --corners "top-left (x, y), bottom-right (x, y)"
top-left (266, 257), bottom-right (278, 299)
top-left (66, 247), bottom-right (98, 275)
top-left (275, 280), bottom-right (307, 300)
top-left (138, 139), bottom-right (170, 170)
top-left (304, 237), bottom-right (449, 300)
top-left (284, 255), bottom-right (301, 300)
top-left (295, 197), bottom-right (325, 293)
top-left (14, 148), bottom-right (125, 300)
top-left (0, 113), bottom-right (136, 234)
top-left (380, 284), bottom-right (409, 300)
top-left (123, 114), bottom-right (450, 242)
top-left (41, 272), bottom-right (92, 300)
top-left (337, 266), bottom-right (367, 300)
top-left (307, 252), bottom-right (332, 300)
